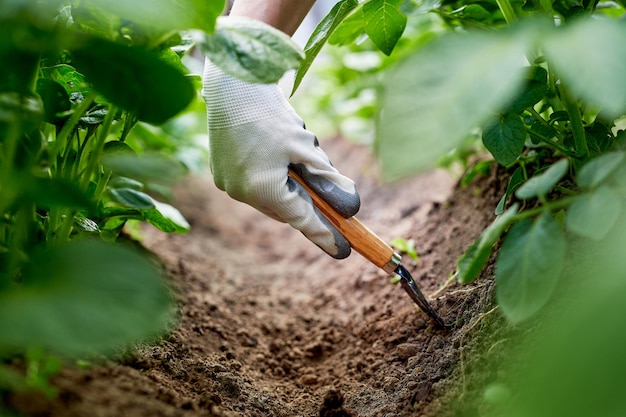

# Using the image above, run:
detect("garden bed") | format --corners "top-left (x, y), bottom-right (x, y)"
top-left (9, 136), bottom-right (510, 417)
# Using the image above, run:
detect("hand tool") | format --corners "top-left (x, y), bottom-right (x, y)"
top-left (289, 168), bottom-right (447, 329)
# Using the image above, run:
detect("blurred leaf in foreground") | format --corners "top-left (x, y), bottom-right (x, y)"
top-left (0, 240), bottom-right (174, 356)
top-left (377, 26), bottom-right (529, 181)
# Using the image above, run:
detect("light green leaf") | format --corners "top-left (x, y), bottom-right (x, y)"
top-left (328, 4), bottom-right (365, 46)
top-left (292, 0), bottom-right (359, 94)
top-left (577, 151), bottom-right (625, 189)
top-left (79, 0), bottom-right (225, 33)
top-left (197, 17), bottom-right (304, 84)
top-left (544, 19), bottom-right (626, 117)
top-left (515, 159), bottom-right (569, 199)
top-left (377, 28), bottom-right (529, 181)
top-left (101, 152), bottom-right (187, 184)
top-left (496, 213), bottom-right (566, 324)
top-left (457, 204), bottom-right (518, 284)
top-left (0, 240), bottom-right (174, 355)
top-left (482, 113), bottom-right (527, 165)
top-left (363, 0), bottom-right (407, 56)
top-left (143, 200), bottom-right (190, 233)
top-left (566, 186), bottom-right (622, 240)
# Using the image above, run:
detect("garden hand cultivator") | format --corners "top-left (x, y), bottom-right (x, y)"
top-left (289, 169), bottom-right (447, 329)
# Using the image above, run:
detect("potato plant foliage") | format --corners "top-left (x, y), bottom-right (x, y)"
top-left (0, 0), bottom-right (303, 397)
top-left (297, 0), bottom-right (626, 414)
top-left (296, 0), bottom-right (626, 322)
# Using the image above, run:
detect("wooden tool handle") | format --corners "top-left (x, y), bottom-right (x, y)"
top-left (289, 169), bottom-right (395, 270)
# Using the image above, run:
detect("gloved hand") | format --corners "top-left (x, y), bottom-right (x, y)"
top-left (202, 60), bottom-right (360, 259)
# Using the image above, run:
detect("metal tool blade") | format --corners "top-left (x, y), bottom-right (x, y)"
top-left (395, 264), bottom-right (447, 329)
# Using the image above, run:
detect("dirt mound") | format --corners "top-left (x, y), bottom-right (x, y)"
top-left (8, 137), bottom-right (509, 417)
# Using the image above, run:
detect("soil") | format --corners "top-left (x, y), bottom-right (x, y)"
top-left (7, 137), bottom-right (512, 417)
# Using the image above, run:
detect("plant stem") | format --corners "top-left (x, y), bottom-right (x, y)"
top-left (559, 84), bottom-right (589, 158)
top-left (51, 91), bottom-right (97, 161)
top-left (496, 0), bottom-right (517, 24)
top-left (79, 104), bottom-right (116, 190)
top-left (512, 195), bottom-right (577, 222)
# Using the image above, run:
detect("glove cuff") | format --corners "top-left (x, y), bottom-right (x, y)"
top-left (202, 60), bottom-right (293, 129)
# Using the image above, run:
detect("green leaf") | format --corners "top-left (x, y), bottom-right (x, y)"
top-left (292, 0), bottom-right (359, 94)
top-left (71, 37), bottom-right (195, 124)
top-left (377, 28), bottom-right (529, 181)
top-left (142, 200), bottom-right (190, 233)
top-left (544, 19), bottom-right (626, 117)
top-left (495, 213), bottom-right (566, 324)
top-left (390, 237), bottom-right (419, 262)
top-left (503, 66), bottom-right (548, 113)
top-left (76, 0), bottom-right (225, 34)
top-left (41, 64), bottom-right (89, 95)
top-left (109, 188), bottom-right (155, 210)
top-left (363, 0), bottom-right (408, 56)
top-left (101, 152), bottom-right (187, 183)
top-left (197, 17), bottom-right (304, 84)
top-left (577, 151), bottom-right (625, 189)
top-left (24, 177), bottom-right (93, 211)
top-left (328, 4), bottom-right (366, 46)
top-left (496, 166), bottom-right (524, 215)
top-left (515, 159), bottom-right (569, 199)
top-left (566, 186), bottom-right (622, 240)
top-left (36, 78), bottom-right (70, 123)
top-left (0, 240), bottom-right (174, 355)
top-left (482, 113), bottom-right (527, 166)
top-left (108, 176), bottom-right (143, 190)
top-left (457, 204), bottom-right (519, 284)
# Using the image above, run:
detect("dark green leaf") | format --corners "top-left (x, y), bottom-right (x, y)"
top-left (0, 240), bottom-right (174, 355)
top-left (503, 66), bottom-right (547, 113)
top-left (71, 37), bottom-right (195, 124)
top-left (292, 0), bottom-right (359, 94)
top-left (566, 186), bottom-right (622, 240)
top-left (107, 176), bottom-right (143, 190)
top-left (515, 159), bottom-right (569, 199)
top-left (549, 110), bottom-right (569, 123)
top-left (495, 166), bottom-right (524, 215)
top-left (24, 177), bottom-right (93, 211)
top-left (36, 78), bottom-right (70, 123)
top-left (109, 188), bottom-right (155, 210)
top-left (103, 140), bottom-right (135, 155)
top-left (528, 120), bottom-right (558, 145)
top-left (495, 213), bottom-right (566, 323)
top-left (577, 151), bottom-right (624, 188)
top-left (198, 17), bottom-right (304, 84)
top-left (457, 204), bottom-right (518, 284)
top-left (363, 0), bottom-right (407, 56)
top-left (482, 113), bottom-right (527, 165)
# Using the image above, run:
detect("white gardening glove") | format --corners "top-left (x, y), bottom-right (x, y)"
top-left (202, 60), bottom-right (361, 259)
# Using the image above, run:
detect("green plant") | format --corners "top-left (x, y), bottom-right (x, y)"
top-left (0, 0), bottom-right (303, 402)
top-left (296, 0), bottom-right (626, 414)
top-left (296, 0), bottom-right (626, 323)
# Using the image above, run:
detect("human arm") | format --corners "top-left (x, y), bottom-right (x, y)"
top-left (229, 0), bottom-right (317, 35)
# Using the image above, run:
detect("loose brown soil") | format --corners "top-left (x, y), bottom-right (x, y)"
top-left (8, 137), bottom-right (512, 417)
